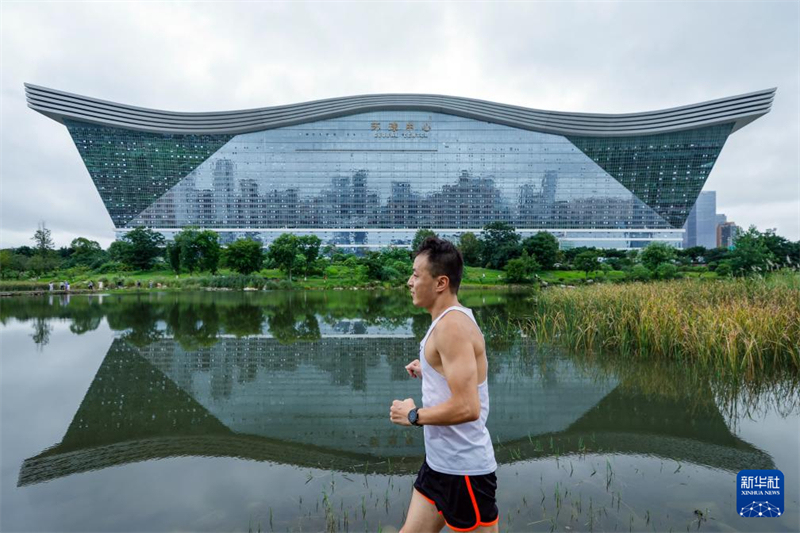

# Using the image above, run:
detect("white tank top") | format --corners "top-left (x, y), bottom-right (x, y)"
top-left (419, 306), bottom-right (497, 475)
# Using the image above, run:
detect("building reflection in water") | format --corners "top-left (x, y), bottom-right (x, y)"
top-left (18, 328), bottom-right (773, 487)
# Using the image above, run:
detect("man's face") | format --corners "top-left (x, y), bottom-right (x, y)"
top-left (408, 253), bottom-right (444, 308)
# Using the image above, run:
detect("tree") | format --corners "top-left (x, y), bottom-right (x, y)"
top-left (563, 246), bottom-right (599, 263)
top-left (358, 248), bottom-right (412, 282)
top-left (574, 251), bottom-right (599, 279)
top-left (521, 231), bottom-right (560, 270)
top-left (224, 238), bottom-right (264, 274)
top-left (412, 229), bottom-right (437, 252)
top-left (294, 253), bottom-right (306, 278)
top-left (70, 237), bottom-right (104, 267)
top-left (57, 246), bottom-right (73, 259)
top-left (359, 251), bottom-right (383, 280)
top-left (169, 228), bottom-right (220, 273)
top-left (14, 246), bottom-right (35, 257)
top-left (296, 235), bottom-right (321, 277)
top-left (32, 222), bottom-right (54, 257)
top-left (760, 229), bottom-right (798, 268)
top-left (220, 303), bottom-right (265, 337)
top-left (458, 232), bottom-right (482, 267)
top-left (480, 222), bottom-right (521, 270)
top-left (28, 222), bottom-right (59, 274)
top-left (640, 242), bottom-right (676, 272)
top-left (108, 240), bottom-right (131, 262)
top-left (195, 230), bottom-right (221, 273)
top-left (268, 233), bottom-right (300, 280)
top-left (0, 250), bottom-right (14, 278)
top-left (597, 263), bottom-right (613, 281)
top-left (324, 245), bottom-right (348, 264)
top-left (704, 247), bottom-right (729, 262)
top-left (166, 241), bottom-right (181, 274)
top-left (681, 246), bottom-right (708, 264)
top-left (70, 237), bottom-right (100, 255)
top-left (174, 228), bottom-right (200, 273)
top-left (0, 249), bottom-right (30, 279)
top-left (728, 226), bottom-right (775, 276)
top-left (119, 227), bottom-right (165, 270)
top-left (704, 247), bottom-right (731, 271)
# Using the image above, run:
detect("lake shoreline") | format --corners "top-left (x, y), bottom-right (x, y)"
top-left (0, 283), bottom-right (539, 297)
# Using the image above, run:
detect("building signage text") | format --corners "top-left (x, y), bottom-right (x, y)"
top-left (371, 121), bottom-right (431, 139)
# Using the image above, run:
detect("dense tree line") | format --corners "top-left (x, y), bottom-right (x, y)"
top-left (1, 222), bottom-right (798, 283)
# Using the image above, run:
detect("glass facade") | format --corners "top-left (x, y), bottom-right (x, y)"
top-left (66, 111), bottom-right (734, 250)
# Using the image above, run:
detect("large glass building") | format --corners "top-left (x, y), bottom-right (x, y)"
top-left (26, 85), bottom-right (775, 250)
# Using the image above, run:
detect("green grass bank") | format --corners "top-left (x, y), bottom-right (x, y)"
top-left (0, 264), bottom-right (714, 293)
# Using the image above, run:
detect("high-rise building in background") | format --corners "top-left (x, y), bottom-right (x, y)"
top-left (683, 210), bottom-right (696, 249)
top-left (684, 199), bottom-right (745, 250)
top-left (718, 222), bottom-right (740, 248)
top-left (700, 192), bottom-right (719, 249)
top-left (683, 191), bottom-right (718, 249)
top-left (26, 84), bottom-right (775, 250)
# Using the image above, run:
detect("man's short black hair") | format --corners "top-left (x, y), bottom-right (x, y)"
top-left (414, 236), bottom-right (463, 293)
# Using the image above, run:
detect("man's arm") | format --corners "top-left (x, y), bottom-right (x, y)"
top-left (416, 317), bottom-right (481, 426)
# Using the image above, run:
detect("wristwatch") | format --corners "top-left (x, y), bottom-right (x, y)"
top-left (408, 407), bottom-right (421, 426)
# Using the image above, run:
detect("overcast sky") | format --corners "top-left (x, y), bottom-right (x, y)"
top-left (1, 1), bottom-right (798, 248)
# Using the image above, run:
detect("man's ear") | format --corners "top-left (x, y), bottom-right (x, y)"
top-left (436, 275), bottom-right (450, 294)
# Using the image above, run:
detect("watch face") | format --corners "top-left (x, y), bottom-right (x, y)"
top-left (408, 408), bottom-right (418, 425)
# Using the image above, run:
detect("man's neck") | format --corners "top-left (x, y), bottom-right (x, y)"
top-left (428, 295), bottom-right (461, 321)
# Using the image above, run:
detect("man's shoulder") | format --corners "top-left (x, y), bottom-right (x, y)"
top-left (434, 310), bottom-right (477, 338)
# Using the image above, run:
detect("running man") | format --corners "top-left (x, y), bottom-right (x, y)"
top-left (390, 237), bottom-right (498, 533)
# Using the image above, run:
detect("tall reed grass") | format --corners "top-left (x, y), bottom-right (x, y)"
top-left (523, 272), bottom-right (800, 378)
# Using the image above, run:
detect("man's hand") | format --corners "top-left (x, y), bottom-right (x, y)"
top-left (405, 359), bottom-right (422, 378)
top-left (390, 398), bottom-right (417, 426)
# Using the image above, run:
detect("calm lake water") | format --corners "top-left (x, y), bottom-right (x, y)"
top-left (1, 290), bottom-right (798, 532)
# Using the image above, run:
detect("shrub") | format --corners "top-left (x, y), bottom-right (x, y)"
top-left (654, 262), bottom-right (679, 280)
top-left (627, 264), bottom-right (652, 281)
top-left (390, 260), bottom-right (412, 277)
top-left (715, 260), bottom-right (733, 278)
top-left (379, 266), bottom-right (402, 282)
top-left (325, 265), bottom-right (343, 278)
top-left (504, 251), bottom-right (540, 283)
top-left (681, 265), bottom-right (709, 274)
top-left (640, 242), bottom-right (677, 271)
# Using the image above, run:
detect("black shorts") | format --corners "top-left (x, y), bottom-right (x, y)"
top-left (413, 460), bottom-right (499, 531)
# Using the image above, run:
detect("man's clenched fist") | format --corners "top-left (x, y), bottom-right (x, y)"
top-left (405, 359), bottom-right (422, 378)
top-left (390, 398), bottom-right (417, 426)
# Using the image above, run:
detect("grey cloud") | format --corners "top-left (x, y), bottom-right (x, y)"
top-left (1, 1), bottom-right (797, 247)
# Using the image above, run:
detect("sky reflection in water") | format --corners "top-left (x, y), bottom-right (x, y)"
top-left (1, 291), bottom-right (798, 532)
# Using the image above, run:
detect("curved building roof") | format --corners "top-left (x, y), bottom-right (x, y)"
top-left (25, 83), bottom-right (775, 137)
